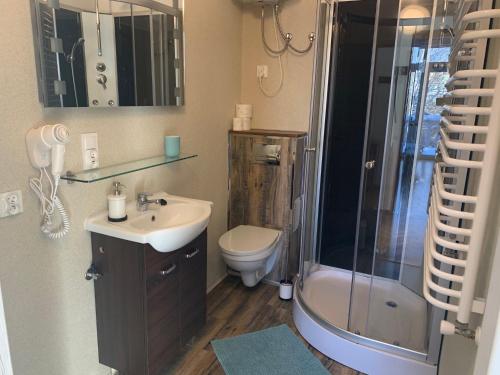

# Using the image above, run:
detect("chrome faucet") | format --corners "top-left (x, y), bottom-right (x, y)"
top-left (137, 193), bottom-right (167, 212)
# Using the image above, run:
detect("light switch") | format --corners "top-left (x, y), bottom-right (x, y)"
top-left (81, 133), bottom-right (99, 170)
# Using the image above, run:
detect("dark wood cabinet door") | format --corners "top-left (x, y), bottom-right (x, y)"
top-left (91, 233), bottom-right (147, 375)
top-left (179, 231), bottom-right (207, 344)
top-left (145, 246), bottom-right (181, 375)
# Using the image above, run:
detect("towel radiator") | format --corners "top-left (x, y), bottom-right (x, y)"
top-left (423, 0), bottom-right (500, 343)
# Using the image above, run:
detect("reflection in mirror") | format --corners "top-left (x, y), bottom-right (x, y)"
top-left (31, 0), bottom-right (184, 108)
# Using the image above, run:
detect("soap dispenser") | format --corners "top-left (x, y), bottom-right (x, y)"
top-left (108, 182), bottom-right (127, 222)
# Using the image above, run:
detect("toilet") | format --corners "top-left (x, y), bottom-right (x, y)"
top-left (219, 225), bottom-right (282, 287)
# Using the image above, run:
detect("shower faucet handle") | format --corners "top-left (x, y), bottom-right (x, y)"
top-left (96, 62), bottom-right (106, 72)
top-left (97, 74), bottom-right (107, 89)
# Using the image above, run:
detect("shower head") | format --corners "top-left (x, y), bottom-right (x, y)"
top-left (66, 38), bottom-right (85, 63)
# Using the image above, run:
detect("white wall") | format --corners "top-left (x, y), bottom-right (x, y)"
top-left (7, 0), bottom-right (500, 374)
top-left (240, 0), bottom-right (317, 132)
top-left (0, 1), bottom-right (241, 374)
top-left (0, 1), bottom-right (324, 374)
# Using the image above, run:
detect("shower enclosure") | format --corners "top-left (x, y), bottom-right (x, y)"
top-left (294, 0), bottom-right (452, 374)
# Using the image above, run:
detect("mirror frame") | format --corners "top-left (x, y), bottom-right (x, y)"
top-left (30, 0), bottom-right (185, 108)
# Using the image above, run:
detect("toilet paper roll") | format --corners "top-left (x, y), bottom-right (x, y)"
top-left (236, 104), bottom-right (253, 119)
top-left (233, 117), bottom-right (244, 131)
top-left (241, 117), bottom-right (251, 131)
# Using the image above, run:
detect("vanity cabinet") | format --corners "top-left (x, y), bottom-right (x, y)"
top-left (90, 230), bottom-right (207, 375)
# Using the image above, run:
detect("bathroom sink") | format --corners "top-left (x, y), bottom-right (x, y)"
top-left (85, 193), bottom-right (213, 252)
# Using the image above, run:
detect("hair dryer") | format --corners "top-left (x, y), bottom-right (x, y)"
top-left (26, 124), bottom-right (71, 239)
top-left (26, 124), bottom-right (69, 177)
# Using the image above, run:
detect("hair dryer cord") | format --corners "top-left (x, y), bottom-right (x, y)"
top-left (41, 196), bottom-right (70, 240)
top-left (30, 168), bottom-right (70, 240)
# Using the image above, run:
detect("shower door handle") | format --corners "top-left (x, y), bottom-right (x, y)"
top-left (365, 160), bottom-right (376, 170)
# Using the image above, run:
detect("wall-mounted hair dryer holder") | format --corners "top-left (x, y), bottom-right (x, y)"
top-left (26, 124), bottom-right (70, 177)
top-left (26, 124), bottom-right (71, 239)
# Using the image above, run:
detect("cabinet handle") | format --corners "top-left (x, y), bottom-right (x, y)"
top-left (185, 248), bottom-right (200, 259)
top-left (159, 264), bottom-right (176, 277)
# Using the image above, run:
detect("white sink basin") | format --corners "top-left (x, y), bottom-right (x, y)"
top-left (85, 193), bottom-right (213, 252)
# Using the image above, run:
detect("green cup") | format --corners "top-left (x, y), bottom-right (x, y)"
top-left (164, 136), bottom-right (180, 158)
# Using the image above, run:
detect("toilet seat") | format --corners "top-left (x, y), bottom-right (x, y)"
top-left (219, 225), bottom-right (281, 257)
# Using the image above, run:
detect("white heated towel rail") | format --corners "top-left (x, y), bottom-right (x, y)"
top-left (423, 0), bottom-right (500, 342)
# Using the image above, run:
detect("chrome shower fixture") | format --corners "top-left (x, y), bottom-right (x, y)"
top-left (260, 3), bottom-right (316, 56)
top-left (65, 38), bottom-right (85, 107)
top-left (66, 38), bottom-right (85, 63)
top-left (95, 0), bottom-right (102, 56)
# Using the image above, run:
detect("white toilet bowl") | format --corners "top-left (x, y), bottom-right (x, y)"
top-left (219, 225), bottom-right (282, 287)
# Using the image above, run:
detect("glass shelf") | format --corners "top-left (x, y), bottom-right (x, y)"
top-left (61, 153), bottom-right (197, 184)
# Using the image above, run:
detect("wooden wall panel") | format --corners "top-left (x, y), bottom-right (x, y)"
top-left (228, 130), bottom-right (306, 282)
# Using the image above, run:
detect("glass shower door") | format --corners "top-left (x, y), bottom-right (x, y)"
top-left (347, 0), bottom-right (401, 338)
top-left (349, 0), bottom-right (438, 355)
top-left (299, 1), bottom-right (335, 284)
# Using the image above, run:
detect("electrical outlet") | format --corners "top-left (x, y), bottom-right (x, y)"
top-left (257, 65), bottom-right (269, 79)
top-left (0, 190), bottom-right (23, 218)
top-left (81, 133), bottom-right (99, 170)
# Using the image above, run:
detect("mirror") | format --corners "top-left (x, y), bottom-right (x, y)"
top-left (31, 0), bottom-right (184, 108)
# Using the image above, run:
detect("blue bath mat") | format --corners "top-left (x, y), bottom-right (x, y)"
top-left (211, 324), bottom-right (330, 375)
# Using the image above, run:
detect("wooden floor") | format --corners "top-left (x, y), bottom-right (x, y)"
top-left (167, 276), bottom-right (362, 375)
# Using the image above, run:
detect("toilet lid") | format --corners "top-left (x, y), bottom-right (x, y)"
top-left (219, 225), bottom-right (281, 255)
